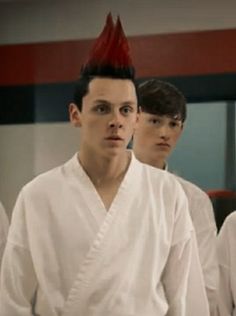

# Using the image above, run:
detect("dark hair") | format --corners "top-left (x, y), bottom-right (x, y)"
top-left (138, 79), bottom-right (187, 122)
top-left (81, 65), bottom-right (135, 80)
top-left (72, 76), bottom-right (93, 111)
top-left (73, 72), bottom-right (139, 111)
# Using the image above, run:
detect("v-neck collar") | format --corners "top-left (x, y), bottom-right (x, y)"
top-left (68, 151), bottom-right (141, 222)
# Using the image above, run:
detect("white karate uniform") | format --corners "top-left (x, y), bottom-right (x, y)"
top-left (177, 176), bottom-right (218, 315)
top-left (0, 153), bottom-right (209, 316)
top-left (217, 211), bottom-right (236, 316)
top-left (0, 201), bottom-right (9, 267)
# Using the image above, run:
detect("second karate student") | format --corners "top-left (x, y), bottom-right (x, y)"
top-left (133, 79), bottom-right (218, 315)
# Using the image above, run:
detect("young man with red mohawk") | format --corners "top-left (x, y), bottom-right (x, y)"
top-left (0, 14), bottom-right (209, 316)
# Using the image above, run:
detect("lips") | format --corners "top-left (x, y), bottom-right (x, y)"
top-left (157, 143), bottom-right (170, 148)
top-left (105, 136), bottom-right (123, 141)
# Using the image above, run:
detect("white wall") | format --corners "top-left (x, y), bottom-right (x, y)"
top-left (0, 122), bottom-right (80, 217)
top-left (0, 124), bottom-right (35, 217)
top-left (34, 122), bottom-right (80, 176)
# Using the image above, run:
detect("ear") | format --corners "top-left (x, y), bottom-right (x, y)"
top-left (133, 110), bottom-right (140, 130)
top-left (69, 103), bottom-right (82, 127)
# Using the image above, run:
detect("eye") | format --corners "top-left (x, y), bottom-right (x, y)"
top-left (170, 120), bottom-right (181, 128)
top-left (170, 121), bottom-right (177, 127)
top-left (121, 106), bottom-right (133, 116)
top-left (93, 104), bottom-right (110, 114)
top-left (149, 118), bottom-right (161, 125)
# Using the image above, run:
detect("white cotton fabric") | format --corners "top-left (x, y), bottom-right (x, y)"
top-left (176, 176), bottom-right (218, 315)
top-left (0, 201), bottom-right (9, 268)
top-left (217, 211), bottom-right (236, 316)
top-left (0, 153), bottom-right (209, 316)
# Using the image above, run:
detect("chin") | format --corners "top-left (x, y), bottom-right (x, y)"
top-left (159, 153), bottom-right (169, 161)
top-left (103, 147), bottom-right (125, 157)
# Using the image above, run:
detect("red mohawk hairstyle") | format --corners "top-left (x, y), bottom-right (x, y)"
top-left (82, 13), bottom-right (114, 70)
top-left (80, 13), bottom-right (135, 79)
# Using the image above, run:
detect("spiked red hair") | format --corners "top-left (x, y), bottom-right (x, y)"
top-left (80, 13), bottom-right (135, 79)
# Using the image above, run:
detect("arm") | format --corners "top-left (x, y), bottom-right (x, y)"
top-left (0, 201), bottom-right (9, 267)
top-left (177, 178), bottom-right (218, 315)
top-left (162, 187), bottom-right (210, 316)
top-left (197, 227), bottom-right (218, 315)
top-left (217, 215), bottom-right (234, 316)
top-left (0, 192), bottom-right (37, 316)
top-left (193, 195), bottom-right (218, 316)
top-left (186, 230), bottom-right (210, 316)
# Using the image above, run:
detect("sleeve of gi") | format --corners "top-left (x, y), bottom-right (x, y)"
top-left (0, 190), bottom-right (37, 316)
top-left (162, 183), bottom-right (210, 316)
top-left (194, 195), bottom-right (218, 316)
top-left (217, 213), bottom-right (235, 316)
top-left (0, 201), bottom-right (9, 267)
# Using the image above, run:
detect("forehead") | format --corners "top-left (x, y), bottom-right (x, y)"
top-left (141, 112), bottom-right (182, 121)
top-left (86, 77), bottom-right (137, 102)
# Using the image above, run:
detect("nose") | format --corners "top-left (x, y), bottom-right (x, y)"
top-left (108, 112), bottom-right (123, 129)
top-left (159, 126), bottom-right (170, 140)
top-left (109, 121), bottom-right (123, 128)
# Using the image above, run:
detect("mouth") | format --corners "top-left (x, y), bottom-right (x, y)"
top-left (105, 136), bottom-right (123, 141)
top-left (156, 143), bottom-right (170, 148)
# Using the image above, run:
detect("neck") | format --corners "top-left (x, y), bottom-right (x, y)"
top-left (134, 151), bottom-right (165, 170)
top-left (78, 150), bottom-right (131, 187)
top-left (145, 158), bottom-right (165, 170)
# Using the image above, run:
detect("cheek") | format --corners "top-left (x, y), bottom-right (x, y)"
top-left (171, 131), bottom-right (182, 143)
top-left (84, 117), bottom-right (106, 130)
top-left (127, 115), bottom-right (139, 128)
top-left (141, 125), bottom-right (155, 137)
top-left (135, 126), bottom-right (152, 143)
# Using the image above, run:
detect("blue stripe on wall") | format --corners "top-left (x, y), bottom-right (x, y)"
top-left (1, 73), bottom-right (236, 124)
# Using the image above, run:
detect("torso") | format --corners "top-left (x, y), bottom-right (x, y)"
top-left (6, 154), bottom-right (194, 316)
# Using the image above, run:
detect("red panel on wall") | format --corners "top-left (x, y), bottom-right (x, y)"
top-left (131, 29), bottom-right (236, 78)
top-left (1, 28), bottom-right (236, 85)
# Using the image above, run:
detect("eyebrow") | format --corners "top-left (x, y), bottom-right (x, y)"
top-left (93, 99), bottom-right (110, 104)
top-left (148, 113), bottom-right (182, 121)
top-left (122, 101), bottom-right (137, 106)
top-left (93, 99), bottom-right (136, 106)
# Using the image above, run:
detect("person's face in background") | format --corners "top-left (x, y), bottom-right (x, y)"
top-left (70, 77), bottom-right (138, 159)
top-left (133, 111), bottom-right (183, 169)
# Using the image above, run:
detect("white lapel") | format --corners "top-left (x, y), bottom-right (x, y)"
top-left (62, 152), bottom-right (142, 316)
